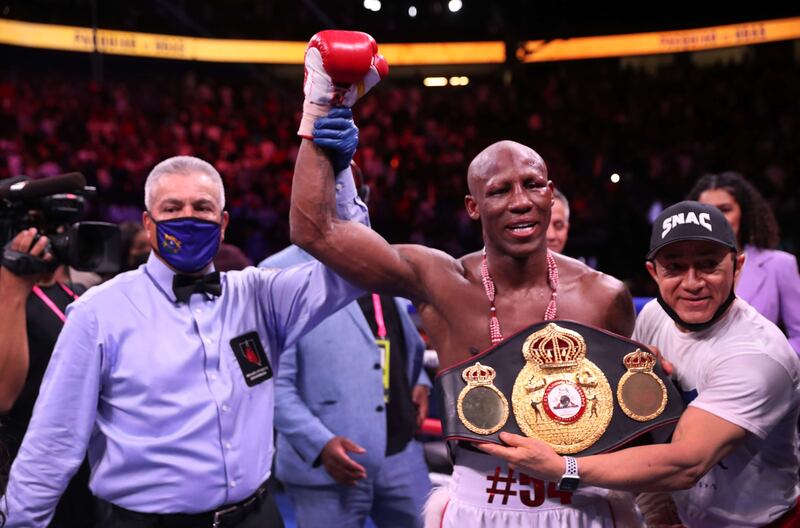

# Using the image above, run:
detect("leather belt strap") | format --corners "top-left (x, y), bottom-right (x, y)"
top-left (104, 480), bottom-right (271, 528)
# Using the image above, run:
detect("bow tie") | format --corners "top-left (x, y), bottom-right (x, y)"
top-left (172, 271), bottom-right (222, 303)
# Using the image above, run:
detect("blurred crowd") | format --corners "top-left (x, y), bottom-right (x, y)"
top-left (1, 47), bottom-right (798, 295)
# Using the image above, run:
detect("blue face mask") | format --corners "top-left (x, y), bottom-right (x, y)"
top-left (151, 215), bottom-right (222, 274)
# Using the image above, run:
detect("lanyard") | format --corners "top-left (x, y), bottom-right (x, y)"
top-left (371, 293), bottom-right (387, 339)
top-left (32, 283), bottom-right (79, 322)
top-left (372, 293), bottom-right (391, 403)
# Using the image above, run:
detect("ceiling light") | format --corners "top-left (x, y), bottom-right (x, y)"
top-left (363, 0), bottom-right (381, 12)
top-left (423, 77), bottom-right (448, 87)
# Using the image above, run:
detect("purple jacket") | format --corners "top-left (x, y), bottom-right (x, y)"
top-left (737, 245), bottom-right (800, 355)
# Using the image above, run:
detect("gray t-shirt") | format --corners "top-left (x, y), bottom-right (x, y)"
top-left (634, 299), bottom-right (800, 528)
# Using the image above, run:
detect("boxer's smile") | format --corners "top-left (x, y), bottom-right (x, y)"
top-left (506, 220), bottom-right (539, 238)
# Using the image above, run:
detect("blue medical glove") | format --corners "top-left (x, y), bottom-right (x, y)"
top-left (313, 107), bottom-right (359, 174)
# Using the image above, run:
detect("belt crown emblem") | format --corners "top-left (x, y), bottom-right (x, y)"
top-left (523, 323), bottom-right (586, 369)
top-left (462, 362), bottom-right (497, 385)
top-left (622, 349), bottom-right (656, 372)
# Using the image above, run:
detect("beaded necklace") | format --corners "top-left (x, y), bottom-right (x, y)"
top-left (480, 248), bottom-right (559, 344)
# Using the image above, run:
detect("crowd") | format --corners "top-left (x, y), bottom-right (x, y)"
top-left (2, 50), bottom-right (798, 296)
top-left (0, 30), bottom-right (798, 527)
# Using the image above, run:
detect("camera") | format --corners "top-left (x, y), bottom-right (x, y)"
top-left (1, 172), bottom-right (120, 275)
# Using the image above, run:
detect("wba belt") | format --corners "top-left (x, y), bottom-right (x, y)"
top-left (435, 320), bottom-right (685, 455)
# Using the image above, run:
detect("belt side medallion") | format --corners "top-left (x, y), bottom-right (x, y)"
top-left (617, 349), bottom-right (668, 422)
top-left (457, 362), bottom-right (509, 435)
top-left (512, 323), bottom-right (613, 453)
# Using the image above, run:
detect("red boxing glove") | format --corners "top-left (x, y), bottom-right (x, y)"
top-left (298, 30), bottom-right (389, 138)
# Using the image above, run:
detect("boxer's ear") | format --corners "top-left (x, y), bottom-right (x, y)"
top-left (465, 194), bottom-right (480, 220)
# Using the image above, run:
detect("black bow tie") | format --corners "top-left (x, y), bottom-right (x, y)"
top-left (172, 271), bottom-right (222, 303)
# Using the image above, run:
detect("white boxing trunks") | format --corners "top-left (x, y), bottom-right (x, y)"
top-left (426, 448), bottom-right (642, 528)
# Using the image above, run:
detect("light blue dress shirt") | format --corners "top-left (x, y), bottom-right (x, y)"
top-left (3, 168), bottom-right (368, 526)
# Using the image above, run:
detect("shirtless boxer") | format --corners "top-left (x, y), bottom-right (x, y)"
top-left (291, 30), bottom-right (637, 527)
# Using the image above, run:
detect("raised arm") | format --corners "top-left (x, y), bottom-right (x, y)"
top-left (289, 31), bottom-right (432, 301)
top-left (291, 138), bottom-right (426, 300)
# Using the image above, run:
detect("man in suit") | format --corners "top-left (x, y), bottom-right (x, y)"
top-left (262, 241), bottom-right (432, 528)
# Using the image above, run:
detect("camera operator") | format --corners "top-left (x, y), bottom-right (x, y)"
top-left (0, 227), bottom-right (93, 527)
top-left (0, 171), bottom-right (117, 527)
top-left (0, 229), bottom-right (50, 409)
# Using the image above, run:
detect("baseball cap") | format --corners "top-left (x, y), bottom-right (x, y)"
top-left (647, 200), bottom-right (737, 259)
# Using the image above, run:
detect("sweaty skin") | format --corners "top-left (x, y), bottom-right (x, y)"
top-left (291, 139), bottom-right (634, 370)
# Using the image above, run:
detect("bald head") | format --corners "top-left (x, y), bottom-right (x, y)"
top-left (467, 141), bottom-right (547, 195)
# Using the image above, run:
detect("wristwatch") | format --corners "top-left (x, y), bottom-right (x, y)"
top-left (557, 456), bottom-right (580, 492)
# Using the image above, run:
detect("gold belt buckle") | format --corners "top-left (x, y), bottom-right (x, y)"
top-left (212, 504), bottom-right (239, 528)
top-left (511, 323), bottom-right (613, 454)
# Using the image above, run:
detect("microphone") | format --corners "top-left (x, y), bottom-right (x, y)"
top-left (0, 173), bottom-right (87, 200)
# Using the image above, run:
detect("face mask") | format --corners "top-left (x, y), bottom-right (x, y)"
top-left (151, 215), bottom-right (221, 274)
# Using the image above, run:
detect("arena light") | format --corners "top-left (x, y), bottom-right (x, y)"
top-left (423, 76), bottom-right (448, 87)
top-left (0, 19), bottom-right (505, 64)
top-left (517, 16), bottom-right (800, 62)
top-left (380, 41), bottom-right (505, 65)
top-left (448, 76), bottom-right (469, 86)
top-left (610, 173), bottom-right (621, 183)
top-left (363, 0), bottom-right (381, 12)
top-left (448, 0), bottom-right (463, 13)
top-left (408, 5), bottom-right (417, 17)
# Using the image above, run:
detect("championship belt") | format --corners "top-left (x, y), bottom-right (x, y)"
top-left (435, 320), bottom-right (684, 455)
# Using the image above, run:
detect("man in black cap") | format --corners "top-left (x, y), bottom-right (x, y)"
top-left (480, 201), bottom-right (800, 527)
